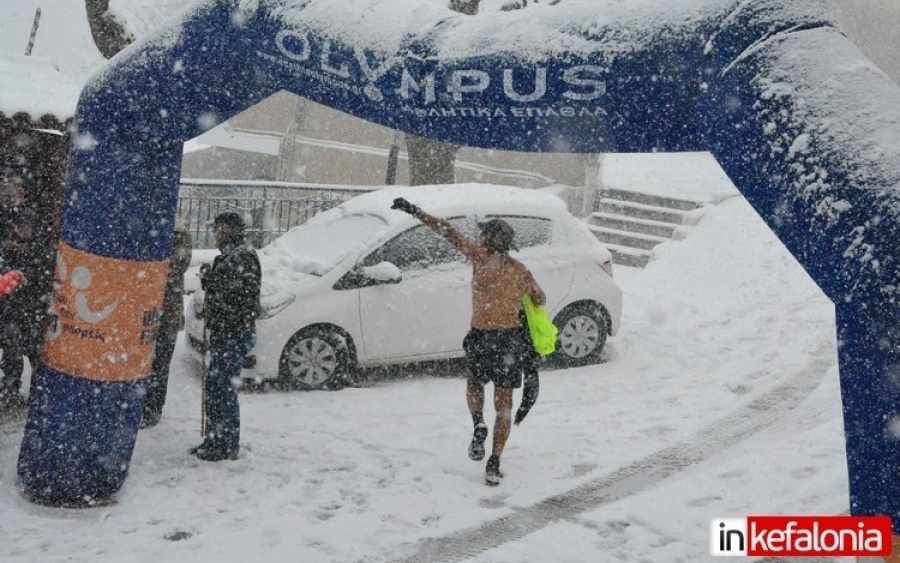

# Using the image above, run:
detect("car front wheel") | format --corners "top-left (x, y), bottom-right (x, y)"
top-left (278, 327), bottom-right (352, 390)
top-left (552, 303), bottom-right (609, 367)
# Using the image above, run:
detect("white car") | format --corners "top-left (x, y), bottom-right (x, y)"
top-left (185, 184), bottom-right (623, 390)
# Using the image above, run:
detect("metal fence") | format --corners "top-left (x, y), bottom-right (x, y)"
top-left (177, 179), bottom-right (381, 249)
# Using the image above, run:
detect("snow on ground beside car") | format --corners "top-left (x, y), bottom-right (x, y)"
top-left (0, 191), bottom-right (844, 563)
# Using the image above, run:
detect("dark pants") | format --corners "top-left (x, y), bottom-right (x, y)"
top-left (142, 329), bottom-right (178, 421)
top-left (0, 321), bottom-right (40, 400)
top-left (0, 323), bottom-right (24, 394)
top-left (203, 326), bottom-right (255, 457)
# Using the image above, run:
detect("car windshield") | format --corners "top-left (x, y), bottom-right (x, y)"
top-left (260, 213), bottom-right (389, 276)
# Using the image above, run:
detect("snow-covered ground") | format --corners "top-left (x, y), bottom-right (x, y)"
top-left (1, 1), bottom-right (882, 561)
top-left (0, 189), bottom-right (845, 562)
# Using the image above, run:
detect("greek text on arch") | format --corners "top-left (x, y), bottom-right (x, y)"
top-left (410, 106), bottom-right (608, 119)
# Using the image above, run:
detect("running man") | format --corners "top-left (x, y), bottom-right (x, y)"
top-left (391, 197), bottom-right (545, 485)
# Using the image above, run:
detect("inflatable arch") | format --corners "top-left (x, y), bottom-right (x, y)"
top-left (17, 0), bottom-right (900, 536)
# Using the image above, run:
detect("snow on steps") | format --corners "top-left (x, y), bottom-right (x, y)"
top-left (585, 189), bottom-right (707, 268)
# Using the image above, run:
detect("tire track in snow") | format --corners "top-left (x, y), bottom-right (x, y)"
top-left (374, 352), bottom-right (835, 563)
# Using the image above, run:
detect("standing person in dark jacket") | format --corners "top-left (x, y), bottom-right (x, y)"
top-left (0, 207), bottom-right (41, 406)
top-left (140, 217), bottom-right (193, 428)
top-left (0, 169), bottom-right (26, 221)
top-left (192, 212), bottom-right (260, 461)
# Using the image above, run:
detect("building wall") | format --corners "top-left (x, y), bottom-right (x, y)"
top-left (182, 92), bottom-right (592, 189)
top-left (829, 0), bottom-right (900, 85)
top-left (229, 90), bottom-right (299, 135)
top-left (181, 147), bottom-right (278, 181)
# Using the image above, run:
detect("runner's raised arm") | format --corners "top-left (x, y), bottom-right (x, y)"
top-left (391, 197), bottom-right (480, 260)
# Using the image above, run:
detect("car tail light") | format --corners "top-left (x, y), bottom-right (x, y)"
top-left (598, 258), bottom-right (614, 277)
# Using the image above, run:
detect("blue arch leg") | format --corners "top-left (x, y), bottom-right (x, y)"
top-left (701, 21), bottom-right (900, 532)
top-left (835, 303), bottom-right (900, 522)
top-left (17, 366), bottom-right (147, 505)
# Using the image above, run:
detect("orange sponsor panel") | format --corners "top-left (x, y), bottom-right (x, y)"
top-left (872, 535), bottom-right (900, 562)
top-left (44, 242), bottom-right (169, 382)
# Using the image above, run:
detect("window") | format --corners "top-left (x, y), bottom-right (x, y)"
top-left (360, 215), bottom-right (551, 274)
top-left (362, 223), bottom-right (465, 272)
top-left (485, 215), bottom-right (552, 248)
top-left (442, 215), bottom-right (551, 249)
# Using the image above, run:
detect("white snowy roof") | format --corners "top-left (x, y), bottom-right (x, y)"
top-left (0, 52), bottom-right (81, 119)
top-left (186, 125), bottom-right (282, 156)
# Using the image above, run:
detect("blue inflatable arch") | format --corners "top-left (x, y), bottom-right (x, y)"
top-left (18, 0), bottom-right (900, 533)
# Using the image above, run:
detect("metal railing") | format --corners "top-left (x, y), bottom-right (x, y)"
top-left (177, 179), bottom-right (381, 249)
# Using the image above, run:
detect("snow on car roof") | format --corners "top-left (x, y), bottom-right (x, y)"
top-left (260, 184), bottom-right (569, 288)
top-left (307, 183), bottom-right (569, 228)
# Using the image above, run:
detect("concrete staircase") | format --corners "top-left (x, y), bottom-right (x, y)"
top-left (586, 188), bottom-right (707, 268)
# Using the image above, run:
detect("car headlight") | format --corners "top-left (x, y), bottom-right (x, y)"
top-left (258, 294), bottom-right (295, 319)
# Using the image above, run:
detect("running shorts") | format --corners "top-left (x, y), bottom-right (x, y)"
top-left (463, 327), bottom-right (530, 389)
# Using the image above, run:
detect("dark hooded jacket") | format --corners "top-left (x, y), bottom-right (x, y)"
top-left (201, 238), bottom-right (261, 334)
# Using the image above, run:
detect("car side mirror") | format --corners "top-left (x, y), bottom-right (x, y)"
top-left (333, 262), bottom-right (403, 290)
top-left (362, 261), bottom-right (402, 284)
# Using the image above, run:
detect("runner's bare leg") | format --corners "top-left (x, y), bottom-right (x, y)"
top-left (491, 388), bottom-right (513, 457)
top-left (467, 373), bottom-right (484, 415)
